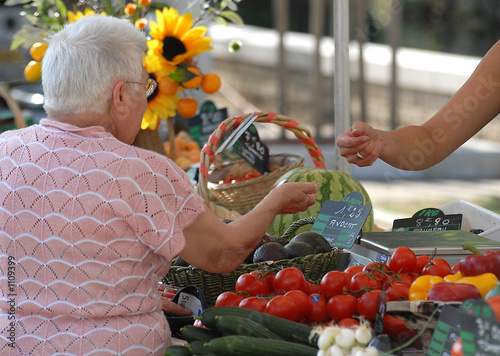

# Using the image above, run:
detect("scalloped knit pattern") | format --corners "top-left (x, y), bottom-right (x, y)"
top-left (0, 119), bottom-right (204, 355)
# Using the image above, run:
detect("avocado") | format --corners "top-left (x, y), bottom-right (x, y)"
top-left (284, 241), bottom-right (315, 258)
top-left (269, 235), bottom-right (289, 246)
top-left (289, 231), bottom-right (331, 254)
top-left (252, 242), bottom-right (289, 263)
top-left (244, 234), bottom-right (272, 264)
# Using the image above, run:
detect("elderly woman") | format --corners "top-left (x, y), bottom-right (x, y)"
top-left (0, 15), bottom-right (318, 355)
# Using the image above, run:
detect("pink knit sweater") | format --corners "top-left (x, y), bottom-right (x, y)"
top-left (0, 119), bottom-right (204, 355)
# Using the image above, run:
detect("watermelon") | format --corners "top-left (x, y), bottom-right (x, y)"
top-left (267, 167), bottom-right (374, 237)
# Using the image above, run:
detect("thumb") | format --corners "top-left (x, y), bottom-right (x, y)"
top-left (351, 121), bottom-right (366, 137)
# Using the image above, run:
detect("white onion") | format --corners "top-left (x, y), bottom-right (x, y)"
top-left (317, 326), bottom-right (340, 350)
top-left (328, 344), bottom-right (345, 356)
top-left (335, 328), bottom-right (356, 348)
top-left (354, 324), bottom-right (373, 345)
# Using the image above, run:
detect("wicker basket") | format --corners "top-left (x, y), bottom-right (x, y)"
top-left (197, 112), bottom-right (326, 214)
top-left (163, 217), bottom-right (338, 306)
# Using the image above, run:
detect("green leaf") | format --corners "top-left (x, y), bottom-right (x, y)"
top-left (102, 0), bottom-right (116, 16)
top-left (55, 0), bottom-right (67, 20)
top-left (213, 16), bottom-right (228, 26)
top-left (4, 0), bottom-right (31, 6)
top-left (220, 11), bottom-right (244, 25)
top-left (148, 2), bottom-right (168, 10)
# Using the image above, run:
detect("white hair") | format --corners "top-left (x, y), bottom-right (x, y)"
top-left (42, 15), bottom-right (147, 115)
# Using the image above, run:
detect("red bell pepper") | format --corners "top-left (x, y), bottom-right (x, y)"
top-left (459, 244), bottom-right (500, 279)
top-left (427, 282), bottom-right (482, 302)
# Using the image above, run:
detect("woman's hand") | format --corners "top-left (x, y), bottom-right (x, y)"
top-left (264, 182), bottom-right (318, 215)
top-left (336, 121), bottom-right (383, 167)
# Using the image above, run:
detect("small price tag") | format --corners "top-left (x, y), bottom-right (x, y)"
top-left (231, 126), bottom-right (270, 174)
top-left (310, 191), bottom-right (372, 249)
top-left (392, 208), bottom-right (462, 231)
top-left (188, 101), bottom-right (227, 148)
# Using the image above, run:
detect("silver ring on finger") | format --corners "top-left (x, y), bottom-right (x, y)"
top-left (356, 151), bottom-right (365, 160)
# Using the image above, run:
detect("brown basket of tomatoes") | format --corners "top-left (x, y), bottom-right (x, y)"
top-left (163, 217), bottom-right (340, 306)
top-left (197, 112), bottom-right (326, 215)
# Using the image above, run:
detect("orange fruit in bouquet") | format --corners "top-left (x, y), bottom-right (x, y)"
top-left (177, 97), bottom-right (198, 118)
top-left (24, 60), bottom-right (42, 82)
top-left (182, 67), bottom-right (202, 89)
top-left (201, 73), bottom-right (221, 94)
top-left (138, 0), bottom-right (152, 6)
top-left (158, 78), bottom-right (180, 96)
top-left (29, 42), bottom-right (48, 62)
top-left (135, 18), bottom-right (148, 30)
top-left (124, 3), bottom-right (137, 15)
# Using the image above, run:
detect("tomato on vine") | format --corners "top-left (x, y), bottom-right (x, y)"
top-left (326, 294), bottom-right (358, 321)
top-left (273, 267), bottom-right (307, 293)
top-left (320, 270), bottom-right (348, 298)
top-left (265, 295), bottom-right (299, 322)
top-left (235, 273), bottom-right (269, 296)
top-left (215, 291), bottom-right (245, 307)
top-left (388, 246), bottom-right (417, 274)
top-left (307, 294), bottom-right (329, 324)
top-left (238, 296), bottom-right (268, 313)
top-left (357, 290), bottom-right (383, 322)
top-left (422, 258), bottom-right (452, 277)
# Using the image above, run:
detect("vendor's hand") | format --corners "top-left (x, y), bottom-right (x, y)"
top-left (266, 182), bottom-right (318, 215)
top-left (336, 121), bottom-right (382, 167)
top-left (161, 296), bottom-right (192, 316)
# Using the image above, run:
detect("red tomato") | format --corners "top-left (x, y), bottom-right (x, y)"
top-left (235, 273), bottom-right (269, 296)
top-left (238, 296), bottom-right (268, 312)
top-left (307, 281), bottom-right (321, 295)
top-left (363, 261), bottom-right (389, 282)
top-left (357, 290), bottom-right (383, 322)
top-left (285, 290), bottom-right (311, 322)
top-left (265, 295), bottom-right (299, 322)
top-left (273, 267), bottom-right (306, 293)
top-left (344, 265), bottom-right (363, 281)
top-left (386, 284), bottom-right (410, 302)
top-left (307, 293), bottom-right (329, 324)
top-left (388, 273), bottom-right (413, 288)
top-left (215, 291), bottom-right (245, 307)
top-left (338, 317), bottom-right (360, 328)
top-left (350, 272), bottom-right (383, 296)
top-left (414, 255), bottom-right (430, 274)
top-left (422, 258), bottom-right (452, 278)
top-left (320, 270), bottom-right (348, 298)
top-left (250, 270), bottom-right (276, 293)
top-left (326, 294), bottom-right (357, 321)
top-left (388, 247), bottom-right (417, 274)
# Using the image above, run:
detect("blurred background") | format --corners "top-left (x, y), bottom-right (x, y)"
top-left (2, 0), bottom-right (500, 228)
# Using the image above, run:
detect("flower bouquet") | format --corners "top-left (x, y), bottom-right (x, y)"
top-left (7, 0), bottom-right (243, 163)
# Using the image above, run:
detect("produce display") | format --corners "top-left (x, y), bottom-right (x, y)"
top-left (165, 243), bottom-right (500, 356)
top-left (266, 167), bottom-right (375, 237)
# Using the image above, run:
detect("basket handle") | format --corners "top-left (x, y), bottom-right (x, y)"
top-left (280, 216), bottom-right (317, 240)
top-left (197, 112), bottom-right (326, 205)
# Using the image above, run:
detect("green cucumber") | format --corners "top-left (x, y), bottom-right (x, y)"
top-left (215, 315), bottom-right (283, 340)
top-left (206, 335), bottom-right (318, 356)
top-left (199, 306), bottom-right (319, 346)
top-left (180, 325), bottom-right (220, 343)
top-left (164, 344), bottom-right (192, 356)
top-left (187, 340), bottom-right (217, 355)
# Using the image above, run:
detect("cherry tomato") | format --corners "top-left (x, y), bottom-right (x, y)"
top-left (238, 296), bottom-right (268, 313)
top-left (386, 284), bottom-right (410, 302)
top-left (350, 272), bottom-right (383, 296)
top-left (363, 261), bottom-right (389, 282)
top-left (357, 290), bottom-right (383, 322)
top-left (273, 267), bottom-right (306, 293)
top-left (250, 270), bottom-right (276, 293)
top-left (320, 270), bottom-right (348, 298)
top-left (338, 317), bottom-right (360, 328)
top-left (307, 293), bottom-right (329, 324)
top-left (285, 290), bottom-right (311, 322)
top-left (326, 294), bottom-right (357, 321)
top-left (265, 295), bottom-right (299, 322)
top-left (215, 291), bottom-right (245, 307)
top-left (422, 258), bottom-right (452, 278)
top-left (235, 273), bottom-right (269, 296)
top-left (388, 247), bottom-right (417, 274)
top-left (415, 255), bottom-right (430, 273)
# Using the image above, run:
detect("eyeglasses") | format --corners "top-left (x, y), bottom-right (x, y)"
top-left (125, 78), bottom-right (158, 98)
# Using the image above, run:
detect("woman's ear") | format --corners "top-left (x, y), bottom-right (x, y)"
top-left (110, 81), bottom-right (128, 115)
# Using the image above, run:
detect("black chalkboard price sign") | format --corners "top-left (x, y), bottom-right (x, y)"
top-left (231, 127), bottom-right (270, 175)
top-left (188, 101), bottom-right (227, 148)
top-left (310, 191), bottom-right (372, 249)
top-left (392, 208), bottom-right (462, 231)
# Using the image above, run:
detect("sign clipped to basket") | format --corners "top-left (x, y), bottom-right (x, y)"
top-left (427, 300), bottom-right (500, 356)
top-left (392, 208), bottom-right (462, 232)
top-left (188, 100), bottom-right (227, 148)
top-left (310, 191), bottom-right (372, 249)
top-left (230, 126), bottom-right (270, 174)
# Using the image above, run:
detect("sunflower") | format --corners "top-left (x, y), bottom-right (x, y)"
top-left (67, 8), bottom-right (107, 23)
top-left (141, 53), bottom-right (180, 130)
top-left (147, 7), bottom-right (212, 68)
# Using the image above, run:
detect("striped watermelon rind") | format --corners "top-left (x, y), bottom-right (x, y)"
top-left (267, 167), bottom-right (375, 237)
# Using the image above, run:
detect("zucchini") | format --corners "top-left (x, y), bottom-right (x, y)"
top-left (215, 315), bottom-right (283, 340)
top-left (181, 325), bottom-right (220, 343)
top-left (206, 335), bottom-right (318, 356)
top-left (200, 307), bottom-right (319, 346)
top-left (164, 344), bottom-right (192, 356)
